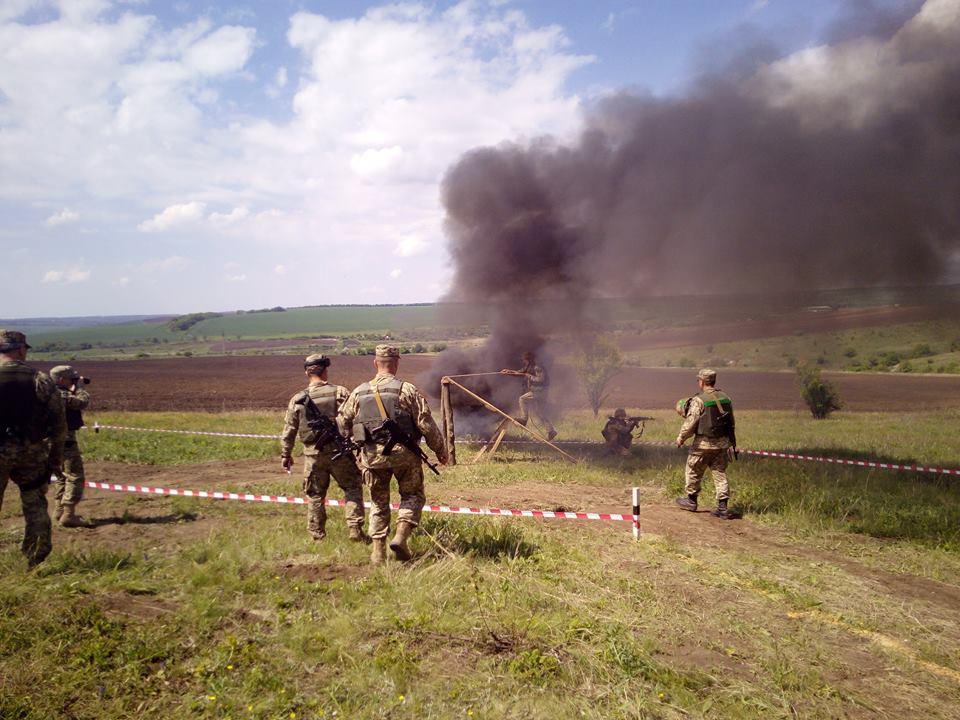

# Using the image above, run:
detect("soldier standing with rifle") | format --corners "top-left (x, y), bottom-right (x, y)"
top-left (339, 345), bottom-right (448, 564)
top-left (281, 354), bottom-right (367, 543)
top-left (0, 330), bottom-right (66, 568)
top-left (675, 368), bottom-right (738, 519)
top-left (50, 365), bottom-right (91, 527)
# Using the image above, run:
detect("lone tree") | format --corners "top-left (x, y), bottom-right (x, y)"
top-left (796, 364), bottom-right (843, 419)
top-left (576, 335), bottom-right (623, 417)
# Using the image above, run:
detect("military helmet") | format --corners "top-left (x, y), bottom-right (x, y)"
top-left (613, 408), bottom-right (627, 418)
top-left (676, 397), bottom-right (692, 417)
top-left (50, 365), bottom-right (79, 382)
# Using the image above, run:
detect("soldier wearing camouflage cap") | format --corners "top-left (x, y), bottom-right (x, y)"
top-left (674, 369), bottom-right (738, 519)
top-left (281, 354), bottom-right (367, 543)
top-left (339, 344), bottom-right (448, 564)
top-left (49, 365), bottom-right (91, 527)
top-left (601, 408), bottom-right (642, 456)
top-left (0, 330), bottom-right (66, 567)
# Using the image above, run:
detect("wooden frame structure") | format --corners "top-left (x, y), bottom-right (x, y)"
top-left (440, 375), bottom-right (578, 465)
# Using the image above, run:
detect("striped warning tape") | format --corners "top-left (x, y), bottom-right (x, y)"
top-left (82, 480), bottom-right (635, 523)
top-left (84, 423), bottom-right (959, 476)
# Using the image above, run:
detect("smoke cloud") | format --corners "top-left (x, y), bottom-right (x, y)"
top-left (431, 0), bottom-right (960, 415)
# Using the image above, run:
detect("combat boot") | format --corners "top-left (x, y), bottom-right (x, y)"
top-left (370, 537), bottom-right (387, 565)
top-left (389, 521), bottom-right (415, 562)
top-left (310, 527), bottom-right (326, 541)
top-left (59, 504), bottom-right (86, 528)
top-left (675, 493), bottom-right (698, 512)
top-left (711, 499), bottom-right (732, 519)
top-left (349, 525), bottom-right (371, 544)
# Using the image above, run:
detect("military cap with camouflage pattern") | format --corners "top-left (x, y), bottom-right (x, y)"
top-left (304, 353), bottom-right (331, 370)
top-left (0, 329), bottom-right (31, 351)
top-left (375, 344), bottom-right (400, 358)
top-left (50, 365), bottom-right (80, 382)
top-left (697, 368), bottom-right (717, 383)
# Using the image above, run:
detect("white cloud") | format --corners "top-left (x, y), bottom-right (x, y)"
top-left (45, 208), bottom-right (80, 226)
top-left (43, 267), bottom-right (91, 284)
top-left (274, 264), bottom-right (287, 275)
top-left (138, 201), bottom-right (206, 232)
top-left (393, 235), bottom-right (427, 257)
top-left (389, 268), bottom-right (403, 278)
top-left (209, 205), bottom-right (250, 227)
top-left (182, 25), bottom-right (255, 76)
top-left (226, 273), bottom-right (247, 282)
top-left (114, 276), bottom-right (131, 287)
top-left (350, 146), bottom-right (404, 177)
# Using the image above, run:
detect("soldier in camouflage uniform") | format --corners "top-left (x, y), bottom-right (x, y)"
top-left (501, 350), bottom-right (556, 440)
top-left (0, 330), bottom-right (66, 567)
top-left (339, 345), bottom-right (448, 564)
top-left (675, 369), bottom-right (738, 519)
top-left (50, 365), bottom-right (90, 527)
top-left (281, 354), bottom-right (367, 542)
top-left (602, 408), bottom-right (641, 456)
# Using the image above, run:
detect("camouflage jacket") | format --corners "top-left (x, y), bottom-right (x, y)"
top-left (339, 372), bottom-right (446, 469)
top-left (281, 381), bottom-right (351, 457)
top-left (0, 359), bottom-right (67, 467)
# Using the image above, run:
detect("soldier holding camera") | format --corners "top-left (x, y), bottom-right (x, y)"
top-left (50, 365), bottom-right (91, 527)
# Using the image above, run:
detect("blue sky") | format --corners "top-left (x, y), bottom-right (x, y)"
top-left (0, 0), bottom-right (885, 317)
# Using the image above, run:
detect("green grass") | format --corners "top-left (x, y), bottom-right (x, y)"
top-left (4, 408), bottom-right (960, 717)
top-left (625, 319), bottom-right (960, 373)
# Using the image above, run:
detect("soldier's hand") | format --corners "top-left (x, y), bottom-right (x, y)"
top-left (675, 437), bottom-right (684, 448)
top-left (437, 454), bottom-right (449, 467)
top-left (500, 369), bottom-right (511, 375)
top-left (281, 455), bottom-right (294, 472)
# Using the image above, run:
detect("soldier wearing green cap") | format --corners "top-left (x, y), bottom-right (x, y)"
top-left (0, 330), bottom-right (66, 567)
top-left (49, 365), bottom-right (91, 527)
top-left (339, 344), bottom-right (448, 564)
top-left (674, 368), bottom-right (738, 519)
top-left (602, 408), bottom-right (641, 456)
top-left (281, 354), bottom-right (367, 543)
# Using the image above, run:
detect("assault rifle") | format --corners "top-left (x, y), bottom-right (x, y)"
top-left (371, 418), bottom-right (440, 476)
top-left (625, 415), bottom-right (655, 424)
top-left (296, 394), bottom-right (360, 463)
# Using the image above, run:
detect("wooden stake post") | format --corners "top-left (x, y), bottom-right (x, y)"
top-left (440, 377), bottom-right (457, 466)
top-left (442, 376), bottom-right (578, 465)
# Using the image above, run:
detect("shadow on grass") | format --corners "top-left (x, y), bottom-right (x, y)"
top-left (86, 510), bottom-right (200, 528)
top-left (419, 515), bottom-right (538, 560)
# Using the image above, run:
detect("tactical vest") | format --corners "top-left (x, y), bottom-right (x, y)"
top-left (304, 383), bottom-right (339, 419)
top-left (695, 389), bottom-right (734, 438)
top-left (0, 363), bottom-right (45, 443)
top-left (62, 390), bottom-right (85, 432)
top-left (525, 364), bottom-right (549, 392)
top-left (352, 377), bottom-right (420, 444)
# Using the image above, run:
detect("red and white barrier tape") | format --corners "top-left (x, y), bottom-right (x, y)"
top-left (85, 423), bottom-right (959, 476)
top-left (82, 480), bottom-right (636, 524)
top-left (88, 422), bottom-right (278, 440)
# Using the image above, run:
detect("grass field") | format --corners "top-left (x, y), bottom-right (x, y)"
top-left (625, 319), bottom-right (960, 373)
top-left (3, 417), bottom-right (960, 717)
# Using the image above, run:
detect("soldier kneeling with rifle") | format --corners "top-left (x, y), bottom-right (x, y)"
top-left (602, 408), bottom-right (652, 456)
top-left (339, 345), bottom-right (448, 564)
top-left (281, 354), bottom-right (368, 543)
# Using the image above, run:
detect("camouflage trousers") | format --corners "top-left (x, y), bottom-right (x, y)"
top-left (0, 442), bottom-right (53, 566)
top-left (684, 448), bottom-right (730, 501)
top-left (518, 391), bottom-right (555, 435)
top-left (363, 459), bottom-right (425, 540)
top-left (302, 452), bottom-right (364, 539)
top-left (52, 440), bottom-right (85, 509)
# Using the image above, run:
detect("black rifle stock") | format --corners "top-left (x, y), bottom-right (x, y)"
top-left (371, 418), bottom-right (440, 476)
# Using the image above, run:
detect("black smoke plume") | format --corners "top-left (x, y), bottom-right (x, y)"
top-left (430, 0), bottom-right (960, 417)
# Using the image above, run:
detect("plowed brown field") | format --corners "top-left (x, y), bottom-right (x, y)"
top-left (35, 355), bottom-right (960, 411)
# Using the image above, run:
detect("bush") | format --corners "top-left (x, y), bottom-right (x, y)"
top-left (910, 343), bottom-right (934, 358)
top-left (796, 364), bottom-right (843, 419)
top-left (429, 343), bottom-right (448, 353)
